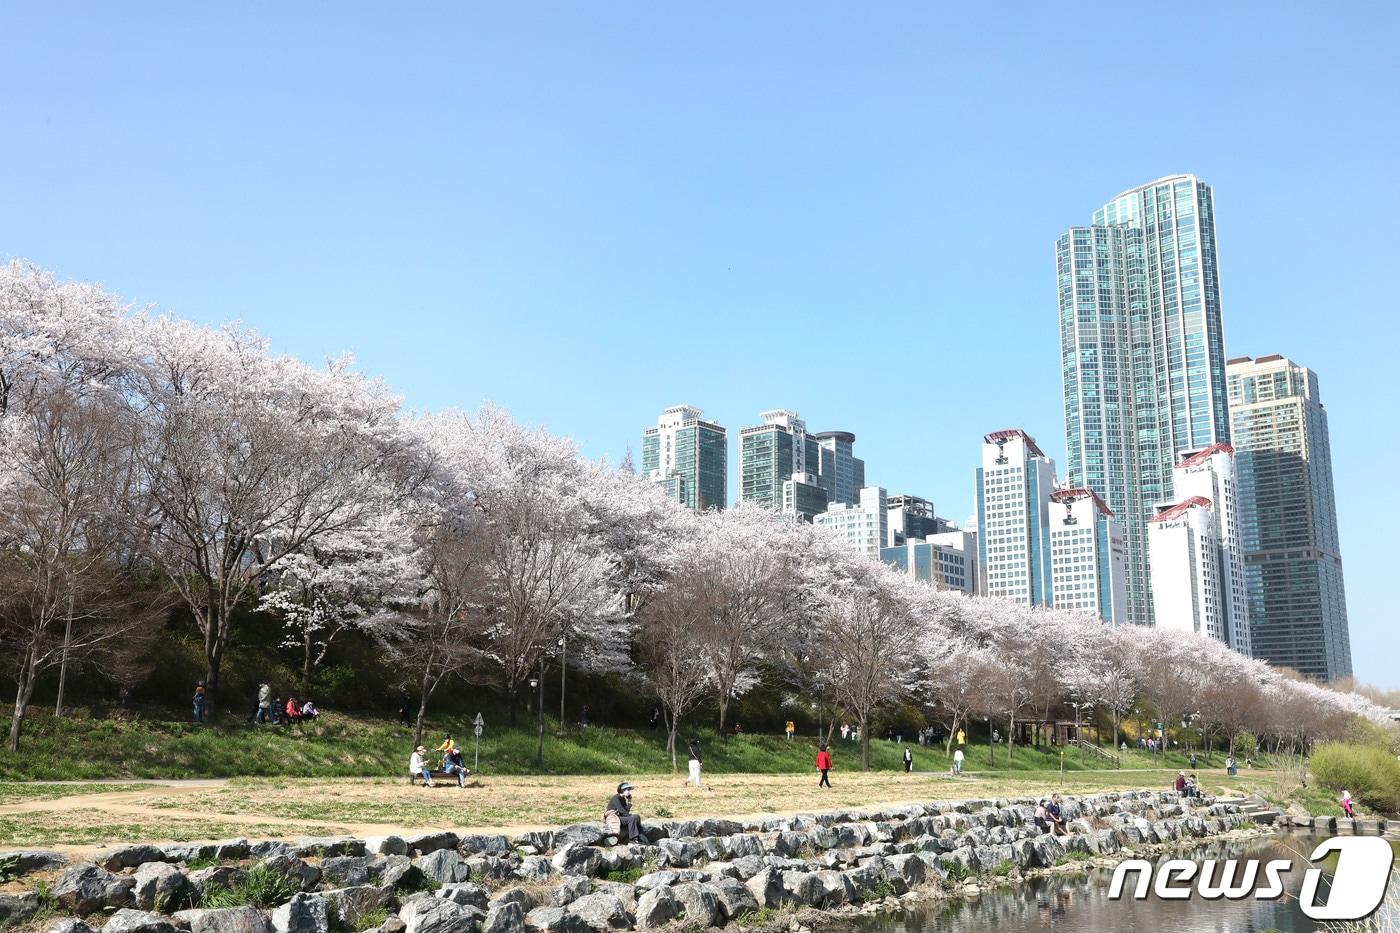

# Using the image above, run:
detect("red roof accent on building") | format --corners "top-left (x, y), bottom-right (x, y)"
top-left (983, 428), bottom-right (1044, 458)
top-left (1176, 443), bottom-right (1235, 469)
top-left (1255, 353), bottom-right (1285, 363)
top-left (1050, 487), bottom-right (1113, 517)
top-left (1150, 496), bottom-right (1213, 523)
top-left (1226, 355), bottom-right (1253, 365)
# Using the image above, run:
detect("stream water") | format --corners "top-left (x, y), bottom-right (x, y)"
top-left (859, 833), bottom-right (1400, 933)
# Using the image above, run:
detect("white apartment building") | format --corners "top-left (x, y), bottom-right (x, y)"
top-left (1148, 443), bottom-right (1252, 653)
top-left (1049, 487), bottom-right (1128, 624)
top-left (975, 429), bottom-right (1056, 606)
top-left (814, 485), bottom-right (888, 560)
top-left (880, 529), bottom-right (978, 594)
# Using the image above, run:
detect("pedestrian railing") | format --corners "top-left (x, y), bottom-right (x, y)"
top-left (1071, 738), bottom-right (1122, 768)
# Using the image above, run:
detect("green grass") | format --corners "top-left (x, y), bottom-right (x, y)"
top-left (0, 782), bottom-right (155, 803)
top-left (0, 810), bottom-right (300, 848)
top-left (198, 864), bottom-right (300, 910)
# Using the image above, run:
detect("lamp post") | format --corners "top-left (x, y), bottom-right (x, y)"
top-left (558, 635), bottom-right (567, 736)
top-left (531, 664), bottom-right (544, 767)
top-left (986, 715), bottom-right (993, 767)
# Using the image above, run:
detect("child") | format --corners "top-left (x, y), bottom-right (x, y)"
top-left (1340, 789), bottom-right (1356, 818)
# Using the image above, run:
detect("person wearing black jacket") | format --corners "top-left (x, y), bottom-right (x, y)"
top-left (606, 782), bottom-right (642, 842)
top-left (903, 747), bottom-right (913, 772)
top-left (686, 738), bottom-right (703, 788)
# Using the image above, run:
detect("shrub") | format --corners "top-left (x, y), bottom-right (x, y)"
top-left (199, 865), bottom-right (300, 910)
top-left (1233, 731), bottom-right (1258, 759)
top-left (1310, 742), bottom-right (1400, 815)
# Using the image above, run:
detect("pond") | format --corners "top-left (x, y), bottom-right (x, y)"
top-left (860, 833), bottom-right (1400, 933)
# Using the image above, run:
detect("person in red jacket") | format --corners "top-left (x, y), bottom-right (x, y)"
top-left (816, 744), bottom-right (832, 788)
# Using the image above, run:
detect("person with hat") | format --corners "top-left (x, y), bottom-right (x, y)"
top-left (606, 782), bottom-right (643, 842)
top-left (1175, 771), bottom-right (1188, 793)
top-left (410, 745), bottom-right (435, 787)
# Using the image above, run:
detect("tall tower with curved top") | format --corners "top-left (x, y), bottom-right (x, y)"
top-left (1057, 175), bottom-right (1232, 627)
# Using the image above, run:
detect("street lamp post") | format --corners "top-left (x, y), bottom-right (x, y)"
top-left (986, 715), bottom-right (993, 767)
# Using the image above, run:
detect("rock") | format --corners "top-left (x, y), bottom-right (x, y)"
top-left (407, 833), bottom-right (461, 857)
top-left (524, 907), bottom-right (589, 933)
top-left (810, 870), bottom-right (855, 907)
top-left (270, 894), bottom-right (329, 933)
top-left (729, 856), bottom-right (765, 880)
top-left (134, 862), bottom-right (191, 911)
top-left (401, 896), bottom-right (484, 933)
top-left (258, 856), bottom-right (321, 892)
top-left (551, 876), bottom-right (592, 908)
top-left (47, 920), bottom-right (97, 933)
top-left (632, 888), bottom-right (679, 930)
top-left (514, 857), bottom-right (554, 883)
top-left (463, 857), bottom-right (516, 882)
top-left (482, 903), bottom-right (526, 933)
top-left (550, 846), bottom-right (603, 878)
top-left (434, 883), bottom-right (490, 910)
top-left (161, 844), bottom-right (217, 864)
top-left (885, 854), bottom-right (926, 887)
top-left (937, 847), bottom-right (978, 876)
top-left (705, 879), bottom-right (758, 922)
top-left (249, 843), bottom-right (292, 862)
top-left (587, 884), bottom-right (634, 911)
top-left (0, 849), bottom-right (68, 875)
top-left (780, 871), bottom-right (824, 908)
top-left (54, 863), bottom-right (133, 915)
top-left (214, 840), bottom-right (251, 862)
top-left (743, 868), bottom-right (784, 909)
top-left (489, 890), bottom-right (543, 914)
top-left (320, 857), bottom-right (374, 888)
top-left (97, 846), bottom-right (169, 872)
top-left (669, 883), bottom-right (719, 926)
top-left (378, 856), bottom-right (414, 888)
top-left (458, 836), bottom-right (512, 857)
top-left (0, 892), bottom-right (41, 925)
top-left (292, 838), bottom-right (366, 859)
top-left (102, 910), bottom-right (180, 933)
top-left (366, 836), bottom-right (409, 857)
top-left (564, 893), bottom-right (630, 931)
top-left (182, 907), bottom-right (269, 933)
top-left (633, 870), bottom-right (705, 891)
top-left (324, 887), bottom-right (391, 928)
top-left (414, 850), bottom-right (471, 885)
top-left (552, 825), bottom-right (609, 849)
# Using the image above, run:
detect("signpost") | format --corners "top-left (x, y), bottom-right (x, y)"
top-left (473, 712), bottom-right (484, 771)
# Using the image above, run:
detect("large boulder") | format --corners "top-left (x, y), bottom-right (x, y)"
top-left (463, 857), bottom-right (516, 883)
top-left (133, 862), bottom-right (191, 911)
top-left (190, 867), bottom-right (248, 891)
top-left (550, 847), bottom-right (603, 878)
top-left (458, 836), bottom-right (512, 858)
top-left (96, 846), bottom-right (168, 872)
top-left (366, 837), bottom-right (409, 857)
top-left (161, 844), bottom-right (217, 864)
top-left (482, 903), bottom-right (526, 933)
top-left (670, 883), bottom-right (719, 926)
top-left (258, 856), bottom-right (321, 892)
top-left (514, 857), bottom-right (554, 884)
top-left (885, 854), bottom-right (927, 887)
top-left (563, 894), bottom-right (630, 931)
top-left (415, 850), bottom-right (471, 885)
top-left (320, 857), bottom-right (375, 888)
top-left (552, 825), bottom-right (609, 849)
top-left (54, 863), bottom-right (132, 915)
top-left (705, 879), bottom-right (758, 922)
top-left (779, 871), bottom-right (824, 908)
top-left (177, 907), bottom-right (269, 933)
top-left (631, 888), bottom-right (678, 930)
top-left (0, 892), bottom-right (40, 925)
top-left (810, 871), bottom-right (855, 907)
top-left (550, 877), bottom-right (592, 908)
top-left (214, 840), bottom-right (252, 862)
top-left (0, 850), bottom-right (67, 875)
top-left (401, 897), bottom-right (484, 933)
top-left (743, 868), bottom-right (784, 909)
top-left (292, 838), bottom-right (365, 859)
top-left (102, 910), bottom-right (180, 933)
top-left (523, 907), bottom-right (590, 933)
top-left (633, 870), bottom-right (705, 891)
top-left (270, 894), bottom-right (329, 933)
top-left (48, 920), bottom-right (97, 933)
top-left (324, 887), bottom-right (392, 929)
top-left (407, 833), bottom-right (461, 857)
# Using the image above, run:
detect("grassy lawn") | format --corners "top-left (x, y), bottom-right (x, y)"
top-left (0, 706), bottom-right (1272, 781)
top-left (0, 782), bottom-right (155, 804)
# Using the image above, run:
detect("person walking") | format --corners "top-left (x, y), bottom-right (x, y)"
top-left (649, 708), bottom-right (660, 730)
top-left (255, 683), bottom-right (272, 724)
top-left (903, 747), bottom-right (913, 773)
top-left (956, 727), bottom-right (966, 746)
top-left (1189, 752), bottom-right (1198, 770)
top-left (816, 744), bottom-right (832, 787)
top-left (952, 747), bottom-right (965, 775)
top-left (785, 720), bottom-right (795, 741)
top-left (1340, 789), bottom-right (1356, 818)
top-left (580, 705), bottom-right (591, 729)
top-left (1226, 756), bottom-right (1238, 777)
top-left (686, 737), bottom-right (703, 788)
top-left (192, 683), bottom-right (206, 722)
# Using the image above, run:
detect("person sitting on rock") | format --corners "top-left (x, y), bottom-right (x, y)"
top-left (1034, 798), bottom-right (1052, 834)
top-left (605, 781), bottom-right (643, 843)
top-left (1047, 794), bottom-right (1068, 836)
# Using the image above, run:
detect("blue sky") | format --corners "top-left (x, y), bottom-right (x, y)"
top-left (4, 3), bottom-right (1397, 687)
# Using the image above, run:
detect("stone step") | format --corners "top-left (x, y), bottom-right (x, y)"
top-left (1248, 810), bottom-right (1281, 825)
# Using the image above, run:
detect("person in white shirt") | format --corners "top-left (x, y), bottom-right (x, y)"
top-left (410, 745), bottom-right (434, 787)
top-left (952, 747), bottom-right (965, 775)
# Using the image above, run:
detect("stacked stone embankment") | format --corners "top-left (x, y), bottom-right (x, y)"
top-left (1, 790), bottom-right (1263, 933)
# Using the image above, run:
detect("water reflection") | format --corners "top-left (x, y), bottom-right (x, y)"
top-left (863, 834), bottom-right (1399, 933)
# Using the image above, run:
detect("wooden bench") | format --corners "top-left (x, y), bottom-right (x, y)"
top-left (409, 768), bottom-right (472, 786)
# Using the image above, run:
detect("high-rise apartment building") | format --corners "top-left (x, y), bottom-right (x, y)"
top-left (641, 406), bottom-right (727, 511)
top-left (885, 494), bottom-right (952, 547)
top-left (1147, 444), bottom-right (1251, 652)
top-left (739, 410), bottom-right (829, 521)
top-left (976, 429), bottom-right (1056, 606)
top-left (815, 486), bottom-right (888, 559)
top-left (1058, 174), bottom-right (1231, 625)
top-left (812, 431), bottom-right (866, 507)
top-left (1227, 355), bottom-right (1351, 681)
top-left (1049, 488), bottom-right (1128, 624)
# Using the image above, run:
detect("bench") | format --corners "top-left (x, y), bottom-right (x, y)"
top-left (409, 768), bottom-right (472, 786)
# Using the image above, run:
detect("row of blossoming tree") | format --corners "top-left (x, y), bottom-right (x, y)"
top-left (1, 261), bottom-right (1389, 765)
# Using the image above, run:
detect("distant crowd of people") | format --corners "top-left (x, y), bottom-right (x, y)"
top-left (247, 682), bottom-right (320, 726)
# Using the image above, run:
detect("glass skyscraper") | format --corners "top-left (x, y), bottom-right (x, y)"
top-left (738, 409), bottom-right (829, 521)
top-left (641, 405), bottom-right (727, 511)
top-left (1057, 174), bottom-right (1231, 625)
top-left (1227, 356), bottom-right (1352, 681)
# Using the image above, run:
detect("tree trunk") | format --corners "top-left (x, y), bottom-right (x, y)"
top-left (665, 710), bottom-right (678, 773)
top-left (507, 678), bottom-right (518, 728)
top-left (301, 627), bottom-right (314, 696)
top-left (414, 667), bottom-right (432, 749)
top-left (8, 651), bottom-right (38, 753)
top-left (1008, 711), bottom-right (1016, 760)
top-left (859, 712), bottom-right (870, 771)
top-left (54, 590), bottom-right (75, 718)
top-left (716, 693), bottom-right (729, 734)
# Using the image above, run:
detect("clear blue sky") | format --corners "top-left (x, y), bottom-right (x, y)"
top-left (4, 4), bottom-right (1397, 688)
